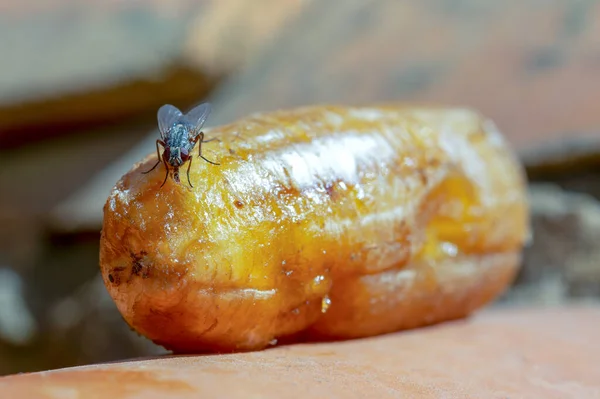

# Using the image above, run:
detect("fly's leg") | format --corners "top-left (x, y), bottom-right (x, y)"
top-left (143, 139), bottom-right (166, 174)
top-left (194, 132), bottom-right (220, 165)
top-left (160, 157), bottom-right (170, 188)
top-left (186, 156), bottom-right (194, 188)
top-left (143, 139), bottom-right (169, 188)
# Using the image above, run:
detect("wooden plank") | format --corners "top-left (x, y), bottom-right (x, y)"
top-left (0, 0), bottom-right (310, 214)
top-left (50, 0), bottom-right (600, 231)
top-left (0, 0), bottom-right (309, 144)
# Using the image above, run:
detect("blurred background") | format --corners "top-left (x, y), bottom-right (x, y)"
top-left (1, 0), bottom-right (599, 376)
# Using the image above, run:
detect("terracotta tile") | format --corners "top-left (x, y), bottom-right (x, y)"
top-left (2, 305), bottom-right (598, 398)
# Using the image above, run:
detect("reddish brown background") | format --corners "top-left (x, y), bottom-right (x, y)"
top-left (0, 0), bottom-right (599, 396)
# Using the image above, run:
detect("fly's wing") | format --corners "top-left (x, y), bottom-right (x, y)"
top-left (184, 102), bottom-right (212, 136)
top-left (157, 104), bottom-right (183, 137)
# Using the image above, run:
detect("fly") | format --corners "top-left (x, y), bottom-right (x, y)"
top-left (143, 102), bottom-right (220, 188)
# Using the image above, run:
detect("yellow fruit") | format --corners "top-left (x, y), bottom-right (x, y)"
top-left (100, 105), bottom-right (529, 352)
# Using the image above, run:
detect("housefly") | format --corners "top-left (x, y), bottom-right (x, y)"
top-left (143, 102), bottom-right (220, 188)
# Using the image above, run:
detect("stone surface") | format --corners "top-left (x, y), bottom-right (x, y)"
top-left (1, 305), bottom-right (599, 398)
top-left (501, 184), bottom-right (600, 305)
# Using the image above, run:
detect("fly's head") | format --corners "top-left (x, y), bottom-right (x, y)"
top-left (163, 146), bottom-right (190, 168)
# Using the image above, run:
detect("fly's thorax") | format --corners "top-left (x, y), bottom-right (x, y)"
top-left (163, 122), bottom-right (196, 167)
top-left (166, 122), bottom-right (195, 151)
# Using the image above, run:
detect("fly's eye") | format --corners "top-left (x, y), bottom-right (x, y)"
top-left (180, 148), bottom-right (190, 160)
